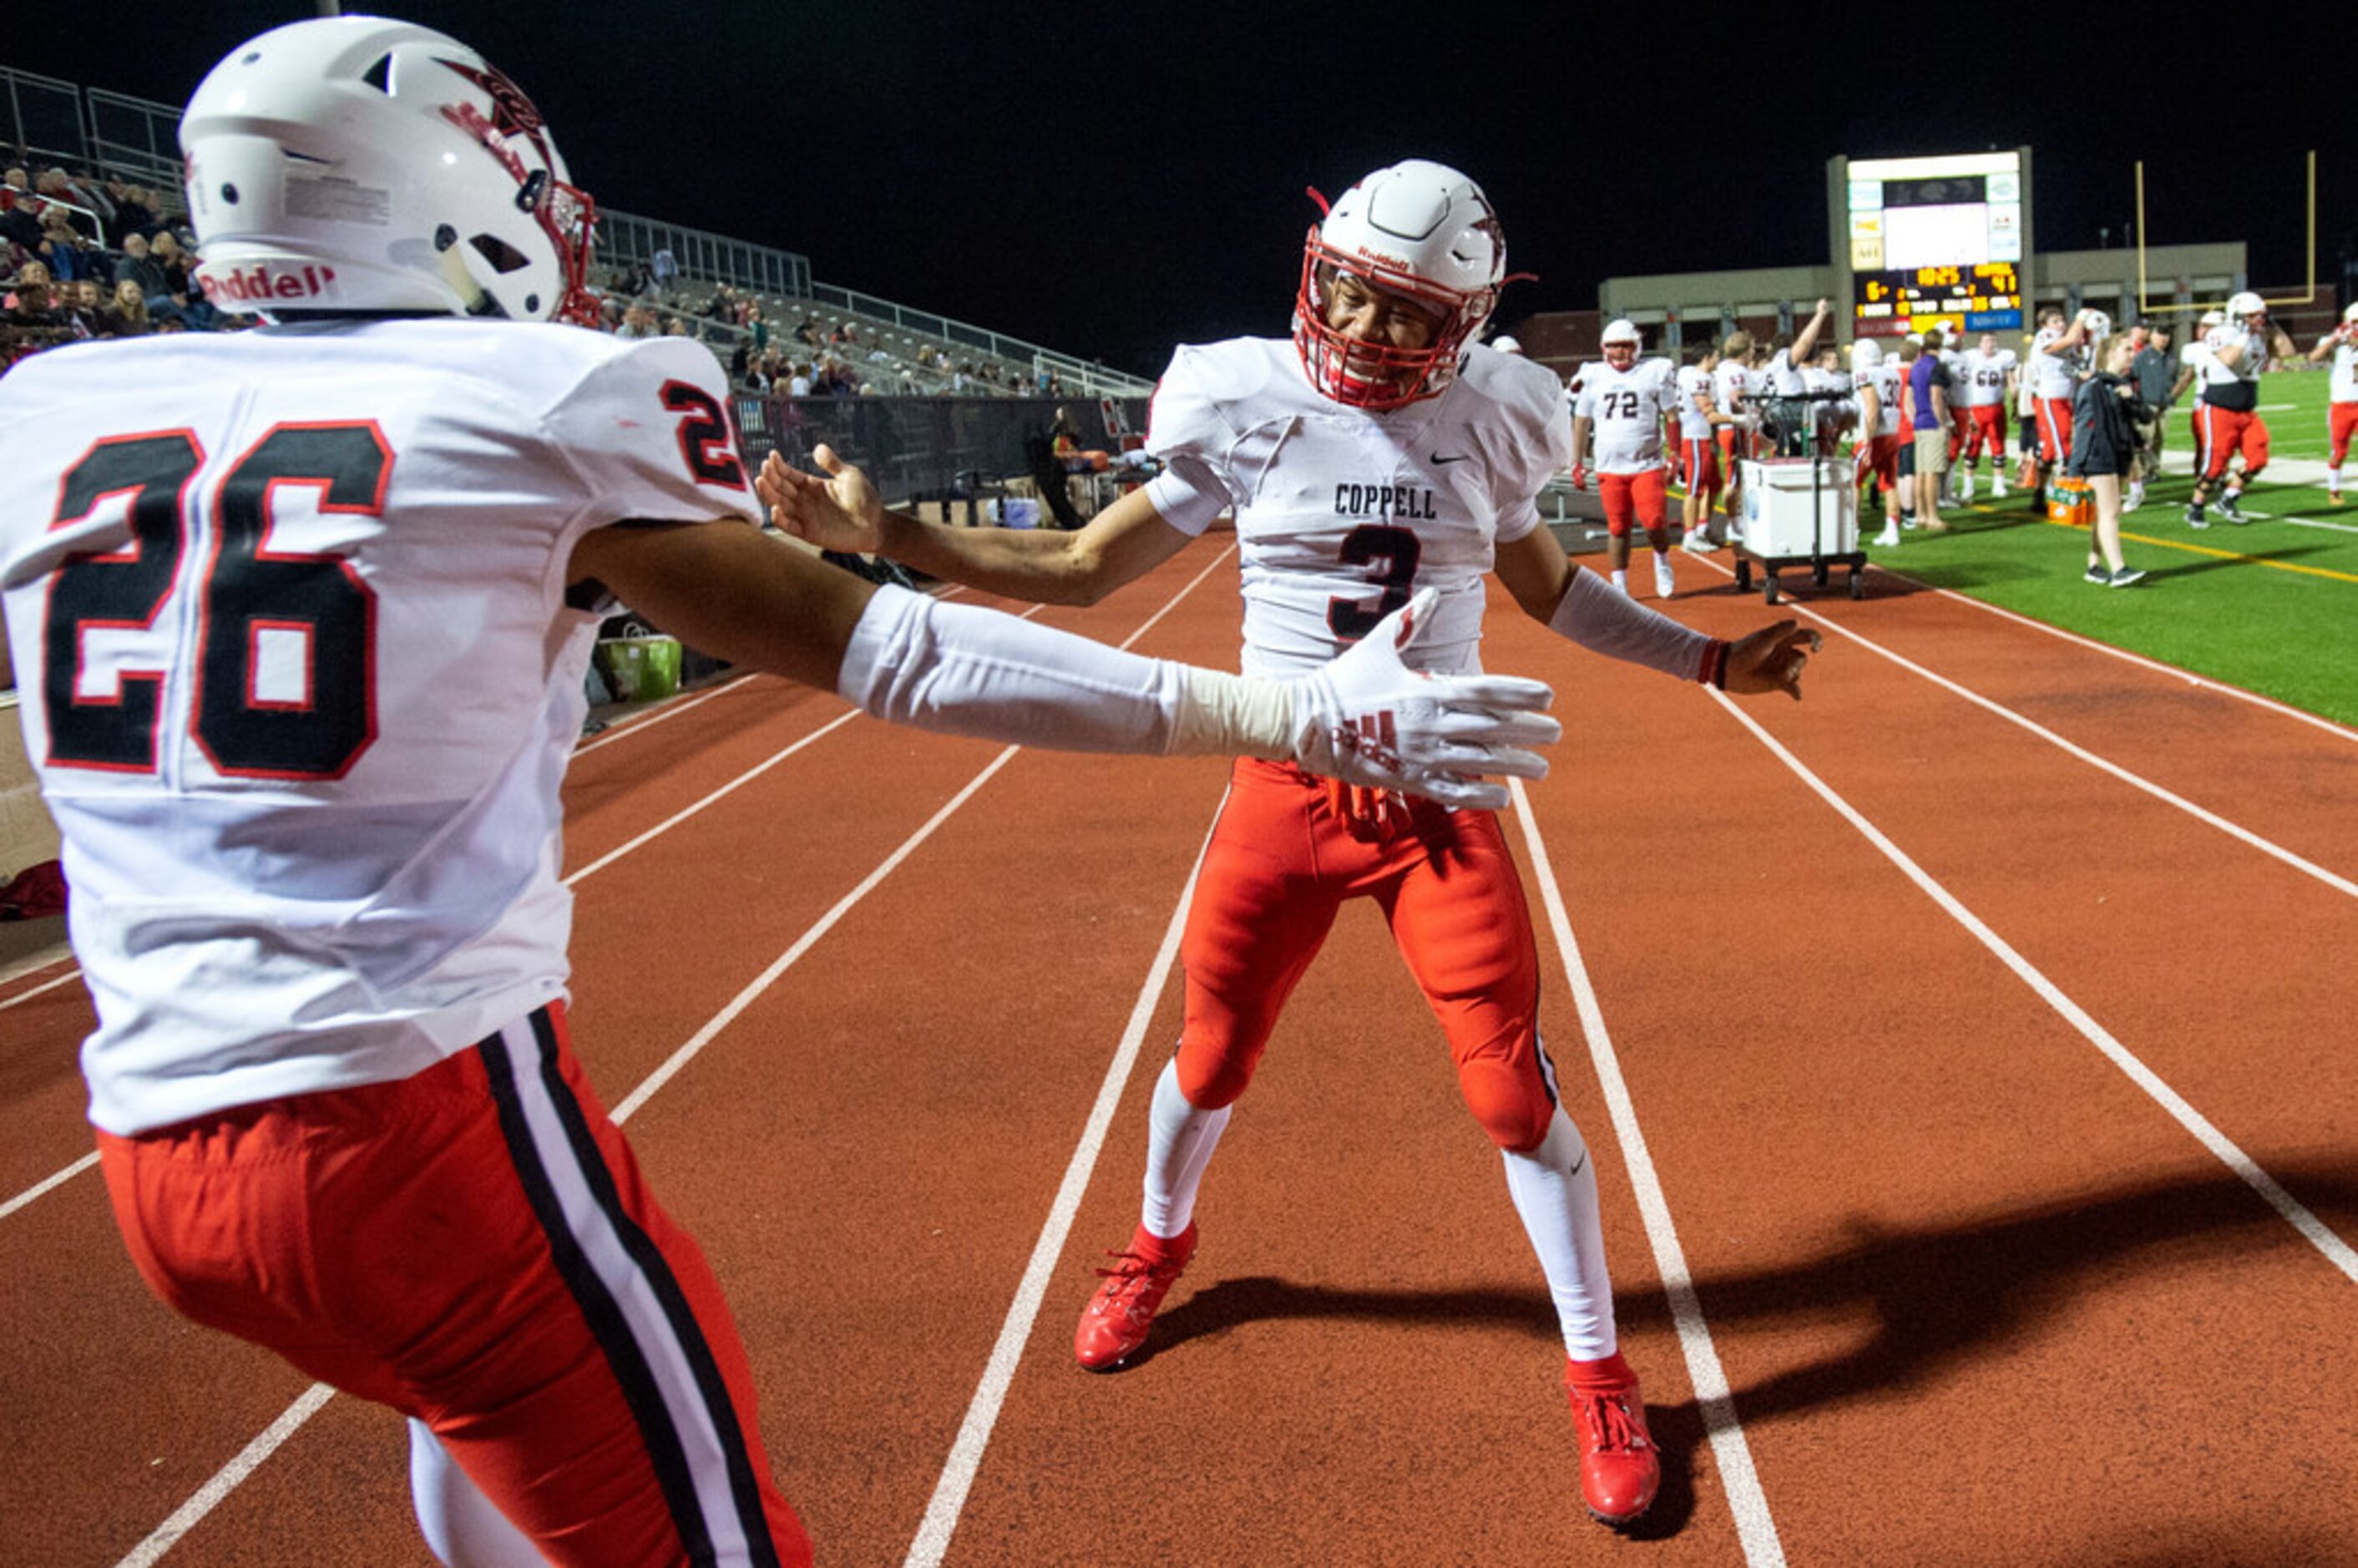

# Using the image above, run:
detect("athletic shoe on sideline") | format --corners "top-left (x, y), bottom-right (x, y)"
top-left (2330, 492), bottom-right (2346, 507)
top-left (1993, 477), bottom-right (2008, 498)
top-left (1653, 555), bottom-right (1677, 599)
top-left (1075, 1222), bottom-right (1197, 1370)
top-left (2084, 563), bottom-right (2110, 584)
top-left (2185, 503), bottom-right (2209, 529)
top-left (1680, 530), bottom-right (1715, 555)
top-left (2108, 565), bottom-right (2147, 588)
top-left (1873, 525), bottom-right (1901, 548)
top-left (2218, 493), bottom-right (2248, 524)
top-left (2123, 486), bottom-right (2144, 513)
top-left (1566, 1352), bottom-right (1660, 1528)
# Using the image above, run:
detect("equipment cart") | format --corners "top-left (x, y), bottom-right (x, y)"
top-left (1732, 454), bottom-right (1865, 603)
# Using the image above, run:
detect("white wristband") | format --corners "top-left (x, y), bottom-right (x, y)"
top-left (1169, 667), bottom-right (1295, 760)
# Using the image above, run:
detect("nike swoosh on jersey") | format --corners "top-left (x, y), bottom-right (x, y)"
top-left (1430, 452), bottom-right (1470, 464)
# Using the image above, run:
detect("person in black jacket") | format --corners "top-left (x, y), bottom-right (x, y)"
top-left (2068, 333), bottom-right (2147, 586)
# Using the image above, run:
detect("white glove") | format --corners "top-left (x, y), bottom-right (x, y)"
top-left (1290, 589), bottom-right (1560, 811)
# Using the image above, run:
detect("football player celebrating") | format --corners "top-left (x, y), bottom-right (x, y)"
top-left (1573, 317), bottom-right (1683, 597)
top-left (0, 30), bottom-right (1566, 1568)
top-left (761, 159), bottom-right (1819, 1532)
top-left (1675, 342), bottom-right (1733, 552)
top-left (2188, 291), bottom-right (2295, 526)
top-left (1956, 331), bottom-right (2020, 499)
top-left (2030, 306), bottom-right (2092, 496)
top-left (2307, 302), bottom-right (2358, 504)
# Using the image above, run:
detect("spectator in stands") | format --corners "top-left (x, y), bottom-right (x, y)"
top-left (64, 276), bottom-right (105, 336)
top-left (0, 171), bottom-right (42, 253)
top-left (114, 234), bottom-right (167, 301)
top-left (664, 316), bottom-right (691, 337)
top-left (615, 301), bottom-right (658, 340)
top-left (748, 304), bottom-right (769, 354)
top-left (707, 283), bottom-right (736, 322)
top-left (728, 338), bottom-right (751, 382)
top-left (109, 182), bottom-right (157, 240)
top-left (789, 361), bottom-right (812, 397)
top-left (650, 244), bottom-right (677, 297)
top-left (99, 277), bottom-right (151, 337)
top-left (151, 230), bottom-right (193, 300)
top-left (4, 262), bottom-right (61, 325)
top-left (38, 213), bottom-right (95, 282)
top-left (34, 168), bottom-right (97, 238)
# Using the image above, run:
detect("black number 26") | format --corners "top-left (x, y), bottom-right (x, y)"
top-left (43, 423), bottom-right (384, 780)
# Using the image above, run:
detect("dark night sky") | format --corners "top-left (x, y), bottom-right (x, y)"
top-left (11, 2), bottom-right (2349, 376)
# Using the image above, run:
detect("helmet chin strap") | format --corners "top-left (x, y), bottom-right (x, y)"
top-left (434, 244), bottom-right (498, 317)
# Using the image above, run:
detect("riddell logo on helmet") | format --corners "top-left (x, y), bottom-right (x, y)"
top-left (205, 264), bottom-right (340, 303)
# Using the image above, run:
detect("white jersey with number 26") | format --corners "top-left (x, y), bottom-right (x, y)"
top-left (0, 321), bottom-right (755, 1134)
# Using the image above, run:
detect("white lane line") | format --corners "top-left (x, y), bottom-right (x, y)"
top-left (574, 670), bottom-right (756, 756)
top-left (1510, 778), bottom-right (1788, 1567)
top-left (904, 826), bottom-right (1215, 1568)
top-left (2282, 514), bottom-right (2358, 536)
top-left (1709, 689), bottom-right (2358, 1287)
top-left (0, 964), bottom-right (82, 1014)
top-left (0, 1151), bottom-right (99, 1221)
top-left (1806, 558), bottom-right (2358, 746)
top-left (114, 1383), bottom-right (338, 1568)
top-left (1694, 559), bottom-right (2358, 898)
top-left (114, 551), bottom-right (1234, 1564)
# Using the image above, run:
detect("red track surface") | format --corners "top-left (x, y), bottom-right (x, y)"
top-left (5, 547), bottom-right (2356, 1566)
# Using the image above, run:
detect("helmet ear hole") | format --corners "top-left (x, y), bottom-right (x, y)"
top-left (362, 53), bottom-right (392, 93)
top-left (470, 233), bottom-right (531, 274)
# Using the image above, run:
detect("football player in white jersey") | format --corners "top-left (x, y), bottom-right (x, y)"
top-left (2187, 291), bottom-right (2295, 525)
top-left (1935, 331), bottom-right (1974, 500)
top-left (2304, 301), bottom-right (2358, 503)
top-left (0, 30), bottom-right (1567, 1568)
top-left (1675, 343), bottom-right (1733, 552)
top-left (1850, 338), bottom-right (1908, 545)
top-left (2029, 306), bottom-right (2092, 488)
top-left (1956, 332), bottom-right (2020, 498)
top-left (761, 159), bottom-right (1820, 1533)
top-left (1572, 318), bottom-right (1683, 597)
top-left (1711, 330), bottom-right (1756, 520)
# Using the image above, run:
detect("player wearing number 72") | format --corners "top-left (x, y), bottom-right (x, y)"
top-left (760, 158), bottom-right (1819, 1532)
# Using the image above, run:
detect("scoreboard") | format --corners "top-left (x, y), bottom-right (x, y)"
top-left (1844, 151), bottom-right (2026, 338)
top-left (1854, 262), bottom-right (2024, 339)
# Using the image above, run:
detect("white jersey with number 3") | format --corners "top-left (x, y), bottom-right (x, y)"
top-left (1141, 337), bottom-right (1566, 681)
top-left (1574, 357), bottom-right (1677, 474)
top-left (0, 321), bottom-right (755, 1134)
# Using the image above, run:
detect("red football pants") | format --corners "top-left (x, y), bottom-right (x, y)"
top-left (2330, 401), bottom-right (2357, 468)
top-left (1597, 467), bottom-right (1669, 538)
top-left (1965, 404), bottom-right (2007, 463)
top-left (1680, 438), bottom-right (1723, 502)
top-left (2194, 403), bottom-right (2269, 481)
top-left (1175, 759), bottom-right (1557, 1154)
top-left (99, 1004), bottom-right (810, 1568)
top-left (2037, 397), bottom-right (2074, 464)
top-left (1855, 433), bottom-right (1905, 493)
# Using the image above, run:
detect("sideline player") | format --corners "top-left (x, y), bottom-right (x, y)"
top-left (1956, 331), bottom-right (2018, 499)
top-left (1713, 329), bottom-right (1756, 522)
top-left (2305, 301), bottom-right (2358, 505)
top-left (761, 159), bottom-right (1821, 1532)
top-left (1851, 338), bottom-right (1907, 546)
top-left (2029, 306), bottom-right (2092, 501)
top-left (1573, 317), bottom-right (1683, 597)
top-left (0, 31), bottom-right (1565, 1568)
top-left (1675, 341), bottom-right (1733, 551)
top-left (2187, 291), bottom-right (2295, 526)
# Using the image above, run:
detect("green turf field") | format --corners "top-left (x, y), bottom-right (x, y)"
top-left (1768, 369), bottom-right (2358, 727)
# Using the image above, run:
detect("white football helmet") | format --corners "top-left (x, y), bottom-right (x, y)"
top-left (2080, 309), bottom-right (2113, 341)
top-left (1490, 333), bottom-right (1525, 356)
top-left (2225, 290), bottom-right (2266, 326)
top-left (2344, 301), bottom-right (2358, 326)
top-left (2199, 309), bottom-right (2225, 331)
top-left (181, 16), bottom-right (599, 325)
top-left (1849, 338), bottom-right (1883, 372)
top-left (1294, 159), bottom-right (1505, 410)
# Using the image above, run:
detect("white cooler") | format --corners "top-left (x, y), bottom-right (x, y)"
top-left (1737, 458), bottom-right (1856, 558)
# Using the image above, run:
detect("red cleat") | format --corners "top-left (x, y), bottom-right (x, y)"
top-left (1074, 1222), bottom-right (1197, 1371)
top-left (1566, 1351), bottom-right (1660, 1528)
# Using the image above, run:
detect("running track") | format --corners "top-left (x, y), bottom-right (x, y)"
top-left (4, 541), bottom-right (2356, 1566)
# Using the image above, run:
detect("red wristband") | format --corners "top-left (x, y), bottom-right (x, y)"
top-left (1698, 640), bottom-right (1729, 690)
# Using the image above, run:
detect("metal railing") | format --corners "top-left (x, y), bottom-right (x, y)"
top-left (3, 64), bottom-right (1151, 394)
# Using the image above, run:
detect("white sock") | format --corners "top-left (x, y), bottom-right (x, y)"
top-left (1139, 1055), bottom-right (1230, 1239)
top-left (408, 1420), bottom-right (544, 1568)
top-left (1500, 1106), bottom-right (1616, 1360)
top-left (2330, 467), bottom-right (2342, 494)
top-left (1612, 569), bottom-right (1628, 593)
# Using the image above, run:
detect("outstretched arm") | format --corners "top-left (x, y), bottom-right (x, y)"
top-left (756, 445), bottom-right (1194, 607)
top-left (569, 520), bottom-right (1560, 806)
top-left (1492, 524), bottom-right (1819, 700)
top-left (1789, 299), bottom-right (1833, 367)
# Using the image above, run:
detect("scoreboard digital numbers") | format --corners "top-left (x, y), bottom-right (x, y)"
top-left (1846, 151), bottom-right (2025, 338)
